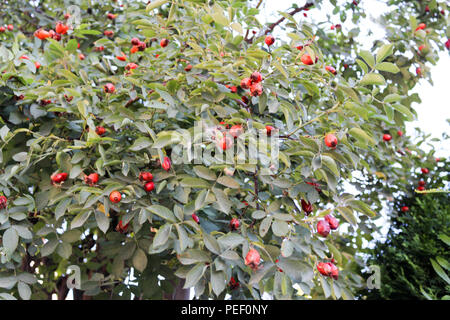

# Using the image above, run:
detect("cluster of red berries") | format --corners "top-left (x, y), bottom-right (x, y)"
top-left (317, 261), bottom-right (339, 280)
top-left (240, 71), bottom-right (263, 97)
top-left (245, 248), bottom-right (261, 270)
top-left (34, 22), bottom-right (69, 41)
top-left (130, 37), bottom-right (147, 53)
top-left (50, 172), bottom-right (68, 185)
top-left (316, 214), bottom-right (339, 237)
top-left (417, 179), bottom-right (426, 191)
top-left (139, 171), bottom-right (154, 193)
top-left (0, 24), bottom-right (14, 33)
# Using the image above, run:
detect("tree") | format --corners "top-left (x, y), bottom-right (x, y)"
top-left (359, 156), bottom-right (450, 300)
top-left (0, 0), bottom-right (448, 300)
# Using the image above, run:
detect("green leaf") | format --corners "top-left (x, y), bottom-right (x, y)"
top-left (180, 177), bottom-right (211, 189)
top-left (348, 127), bottom-right (376, 146)
top-left (3, 228), bottom-right (19, 254)
top-left (375, 62), bottom-right (400, 73)
top-left (146, 0), bottom-right (169, 12)
top-left (376, 43), bottom-right (394, 63)
top-left (153, 223), bottom-right (172, 248)
top-left (129, 137), bottom-right (152, 151)
top-left (18, 282), bottom-right (31, 300)
top-left (216, 176), bottom-right (240, 189)
top-left (132, 248), bottom-right (148, 272)
top-left (212, 188), bottom-right (232, 214)
top-left (183, 263), bottom-right (206, 289)
top-left (360, 73), bottom-right (386, 86)
top-left (384, 94), bottom-right (402, 103)
top-left (336, 206), bottom-right (357, 226)
top-left (178, 249), bottom-right (210, 265)
top-left (272, 219), bottom-right (289, 237)
top-left (95, 211), bottom-right (110, 233)
top-left (391, 103), bottom-right (414, 121)
top-left (148, 205), bottom-right (176, 223)
top-left (211, 269), bottom-right (227, 296)
top-left (193, 166), bottom-right (217, 181)
top-left (348, 200), bottom-right (377, 217)
top-left (430, 259), bottom-right (450, 285)
top-left (359, 50), bottom-right (375, 69)
top-left (210, 3), bottom-right (230, 26)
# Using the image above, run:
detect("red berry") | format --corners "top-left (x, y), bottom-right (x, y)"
top-left (95, 126), bottom-right (106, 136)
top-left (107, 13), bottom-right (117, 20)
top-left (229, 124), bottom-right (244, 138)
top-left (296, 45), bottom-right (304, 50)
top-left (144, 182), bottom-right (155, 192)
top-left (55, 22), bottom-right (69, 34)
top-left (249, 82), bottom-right (263, 96)
top-left (265, 35), bottom-right (275, 46)
top-left (131, 37), bottom-right (140, 45)
top-left (418, 180), bottom-right (426, 187)
top-left (265, 125), bottom-right (275, 137)
top-left (446, 40), bottom-right (450, 50)
top-left (425, 5), bottom-right (430, 12)
top-left (324, 215), bottom-right (339, 230)
top-left (35, 61), bottom-right (41, 70)
top-left (250, 71), bottom-right (262, 83)
top-left (301, 53), bottom-right (314, 65)
top-left (241, 96), bottom-right (249, 104)
top-left (109, 191), bottom-right (122, 203)
top-left (0, 196), bottom-right (7, 209)
top-left (218, 135), bottom-right (233, 150)
top-left (317, 262), bottom-right (331, 276)
top-left (139, 172), bottom-right (153, 182)
top-left (184, 64), bottom-right (192, 72)
top-left (79, 53), bottom-right (85, 60)
top-left (415, 23), bottom-right (426, 31)
top-left (104, 30), bottom-right (114, 37)
top-left (116, 220), bottom-right (129, 233)
top-left (230, 218), bottom-right (240, 231)
top-left (421, 168), bottom-right (429, 174)
top-left (7, 24), bottom-right (13, 31)
top-left (325, 65), bottom-right (337, 75)
top-left (317, 220), bottom-right (331, 237)
top-left (160, 38), bottom-right (169, 47)
top-left (116, 53), bottom-right (127, 61)
top-left (301, 199), bottom-right (313, 215)
top-left (324, 133), bottom-right (338, 148)
top-left (125, 63), bottom-right (138, 70)
top-left (383, 134), bottom-right (392, 142)
top-left (130, 46), bottom-right (139, 54)
top-left (162, 157), bottom-right (171, 171)
top-left (84, 173), bottom-right (99, 186)
top-left (328, 262), bottom-right (339, 280)
top-left (418, 44), bottom-right (426, 52)
top-left (417, 186), bottom-right (425, 191)
top-left (104, 83), bottom-right (115, 93)
top-left (192, 213), bottom-right (200, 224)
top-left (397, 130), bottom-right (403, 136)
top-left (34, 29), bottom-right (51, 40)
top-left (245, 248), bottom-right (260, 270)
top-left (240, 77), bottom-right (252, 89)
top-left (137, 41), bottom-right (146, 51)
top-left (0, 27), bottom-right (5, 33)
top-left (230, 86), bottom-right (238, 93)
top-left (401, 206), bottom-right (409, 212)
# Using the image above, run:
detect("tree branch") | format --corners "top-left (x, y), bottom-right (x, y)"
top-left (245, 2), bottom-right (314, 44)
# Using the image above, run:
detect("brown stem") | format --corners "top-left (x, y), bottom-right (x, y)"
top-left (245, 2), bottom-right (314, 43)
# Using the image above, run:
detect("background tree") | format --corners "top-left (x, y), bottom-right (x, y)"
top-left (0, 0), bottom-right (448, 300)
top-left (358, 154), bottom-right (449, 300)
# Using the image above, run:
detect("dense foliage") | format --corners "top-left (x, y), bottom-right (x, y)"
top-left (0, 0), bottom-right (448, 300)
top-left (360, 158), bottom-right (450, 300)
